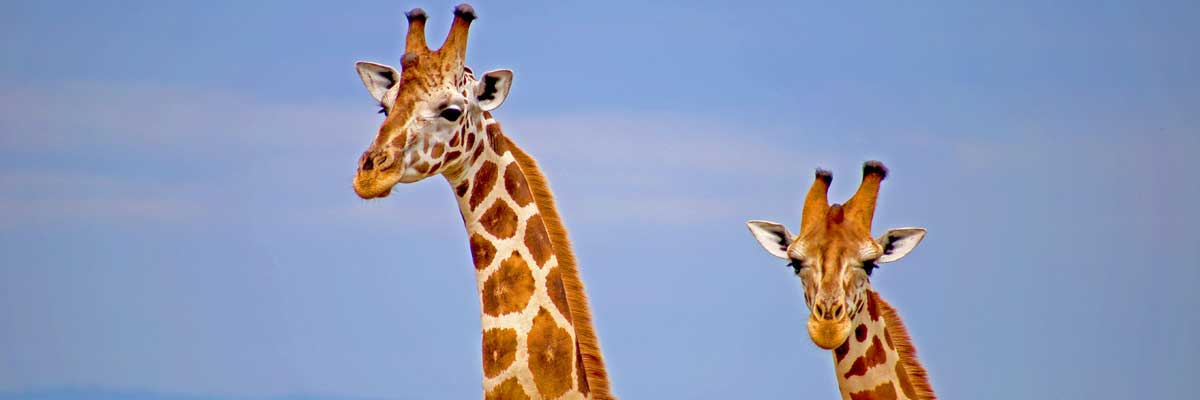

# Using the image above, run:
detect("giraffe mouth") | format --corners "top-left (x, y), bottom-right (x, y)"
top-left (353, 167), bottom-right (402, 199)
top-left (807, 316), bottom-right (852, 350)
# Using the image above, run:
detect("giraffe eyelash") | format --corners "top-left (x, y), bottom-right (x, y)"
top-left (788, 259), bottom-right (807, 274)
top-left (377, 102), bottom-right (389, 116)
top-left (860, 260), bottom-right (879, 276)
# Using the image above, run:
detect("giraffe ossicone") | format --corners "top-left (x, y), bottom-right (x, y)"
top-left (746, 161), bottom-right (937, 400)
top-left (351, 4), bottom-right (612, 399)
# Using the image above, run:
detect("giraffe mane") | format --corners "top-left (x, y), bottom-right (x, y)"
top-left (870, 291), bottom-right (936, 400)
top-left (501, 133), bottom-right (615, 399)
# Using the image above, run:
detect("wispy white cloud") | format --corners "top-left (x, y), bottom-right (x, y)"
top-left (0, 81), bottom-right (376, 155)
top-left (0, 81), bottom-right (373, 228)
top-left (506, 114), bottom-right (801, 172)
top-left (2, 81), bottom-right (831, 228)
top-left (0, 169), bottom-right (206, 227)
top-left (4, 79), bottom-right (1197, 232)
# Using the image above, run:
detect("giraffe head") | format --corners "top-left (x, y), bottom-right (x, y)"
top-left (746, 161), bottom-right (927, 349)
top-left (352, 4), bottom-right (514, 199)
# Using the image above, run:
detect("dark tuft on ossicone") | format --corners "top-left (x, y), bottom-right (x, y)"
top-left (454, 4), bottom-right (477, 22)
top-left (815, 168), bottom-right (833, 185)
top-left (405, 8), bottom-right (427, 22)
top-left (862, 160), bottom-right (888, 180)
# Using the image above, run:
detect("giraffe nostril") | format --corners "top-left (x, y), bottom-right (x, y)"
top-left (375, 153), bottom-right (394, 170)
top-left (813, 303), bottom-right (825, 319)
top-left (832, 304), bottom-right (843, 319)
top-left (361, 153), bottom-right (375, 171)
top-left (361, 151), bottom-right (395, 172)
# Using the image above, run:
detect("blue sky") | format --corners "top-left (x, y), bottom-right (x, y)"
top-left (1, 1), bottom-right (1198, 399)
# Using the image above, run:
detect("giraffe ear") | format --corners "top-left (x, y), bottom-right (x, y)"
top-left (875, 228), bottom-right (926, 263)
top-left (355, 61), bottom-right (400, 104)
top-left (476, 69), bottom-right (513, 111)
top-left (746, 220), bottom-right (794, 259)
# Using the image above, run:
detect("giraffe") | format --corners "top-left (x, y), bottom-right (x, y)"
top-left (745, 161), bottom-right (936, 400)
top-left (350, 5), bottom-right (612, 399)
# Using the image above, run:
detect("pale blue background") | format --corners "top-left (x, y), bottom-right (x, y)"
top-left (2, 1), bottom-right (1197, 399)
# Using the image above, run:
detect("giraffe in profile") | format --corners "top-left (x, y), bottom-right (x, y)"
top-left (350, 4), bottom-right (612, 399)
top-left (746, 161), bottom-right (936, 400)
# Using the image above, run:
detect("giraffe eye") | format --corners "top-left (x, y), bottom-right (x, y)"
top-left (439, 105), bottom-right (463, 121)
top-left (377, 103), bottom-right (389, 116)
top-left (860, 260), bottom-right (879, 276)
top-left (788, 258), bottom-right (807, 273)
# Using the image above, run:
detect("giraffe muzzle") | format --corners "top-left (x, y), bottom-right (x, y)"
top-left (807, 315), bottom-right (852, 350)
top-left (353, 150), bottom-right (402, 199)
top-left (808, 299), bottom-right (852, 349)
top-left (359, 149), bottom-right (395, 172)
top-left (812, 300), bottom-right (847, 321)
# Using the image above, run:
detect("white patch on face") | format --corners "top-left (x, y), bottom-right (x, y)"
top-left (788, 241), bottom-right (807, 260)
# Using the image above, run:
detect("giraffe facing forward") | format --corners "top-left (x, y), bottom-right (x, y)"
top-left (351, 5), bottom-right (612, 399)
top-left (746, 162), bottom-right (936, 400)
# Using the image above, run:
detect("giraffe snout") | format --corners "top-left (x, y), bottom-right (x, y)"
top-left (812, 297), bottom-right (847, 321)
top-left (353, 148), bottom-right (404, 199)
top-left (359, 149), bottom-right (395, 172)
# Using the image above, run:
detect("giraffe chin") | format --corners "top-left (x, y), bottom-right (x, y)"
top-left (353, 170), bottom-right (401, 199)
top-left (807, 316), bottom-right (852, 350)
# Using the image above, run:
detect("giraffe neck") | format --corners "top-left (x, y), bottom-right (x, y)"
top-left (831, 290), bottom-right (935, 400)
top-left (446, 118), bottom-right (612, 400)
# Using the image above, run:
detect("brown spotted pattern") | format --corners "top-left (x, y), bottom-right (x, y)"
top-left (524, 214), bottom-right (553, 267)
top-left (355, 7), bottom-right (612, 399)
top-left (769, 165), bottom-right (932, 399)
top-left (867, 292), bottom-right (880, 321)
top-left (471, 142), bottom-right (486, 164)
top-left (490, 132), bottom-right (510, 157)
top-left (484, 120), bottom-right (498, 137)
top-left (485, 377), bottom-right (531, 400)
top-left (835, 338), bottom-right (851, 363)
top-left (834, 292), bottom-right (935, 399)
top-left (504, 161), bottom-right (534, 207)
top-left (481, 253), bottom-right (535, 316)
top-left (469, 160), bottom-right (498, 211)
top-left (455, 180), bottom-right (470, 198)
top-left (844, 357), bottom-right (868, 379)
top-left (843, 336), bottom-right (888, 379)
top-left (480, 201), bottom-right (518, 239)
top-left (470, 233), bottom-right (497, 270)
top-left (447, 116), bottom-right (606, 398)
top-left (458, 141), bottom-right (588, 399)
top-left (849, 381), bottom-right (898, 400)
top-left (527, 308), bottom-right (575, 399)
top-left (482, 328), bottom-right (518, 378)
top-left (545, 266), bottom-right (571, 319)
